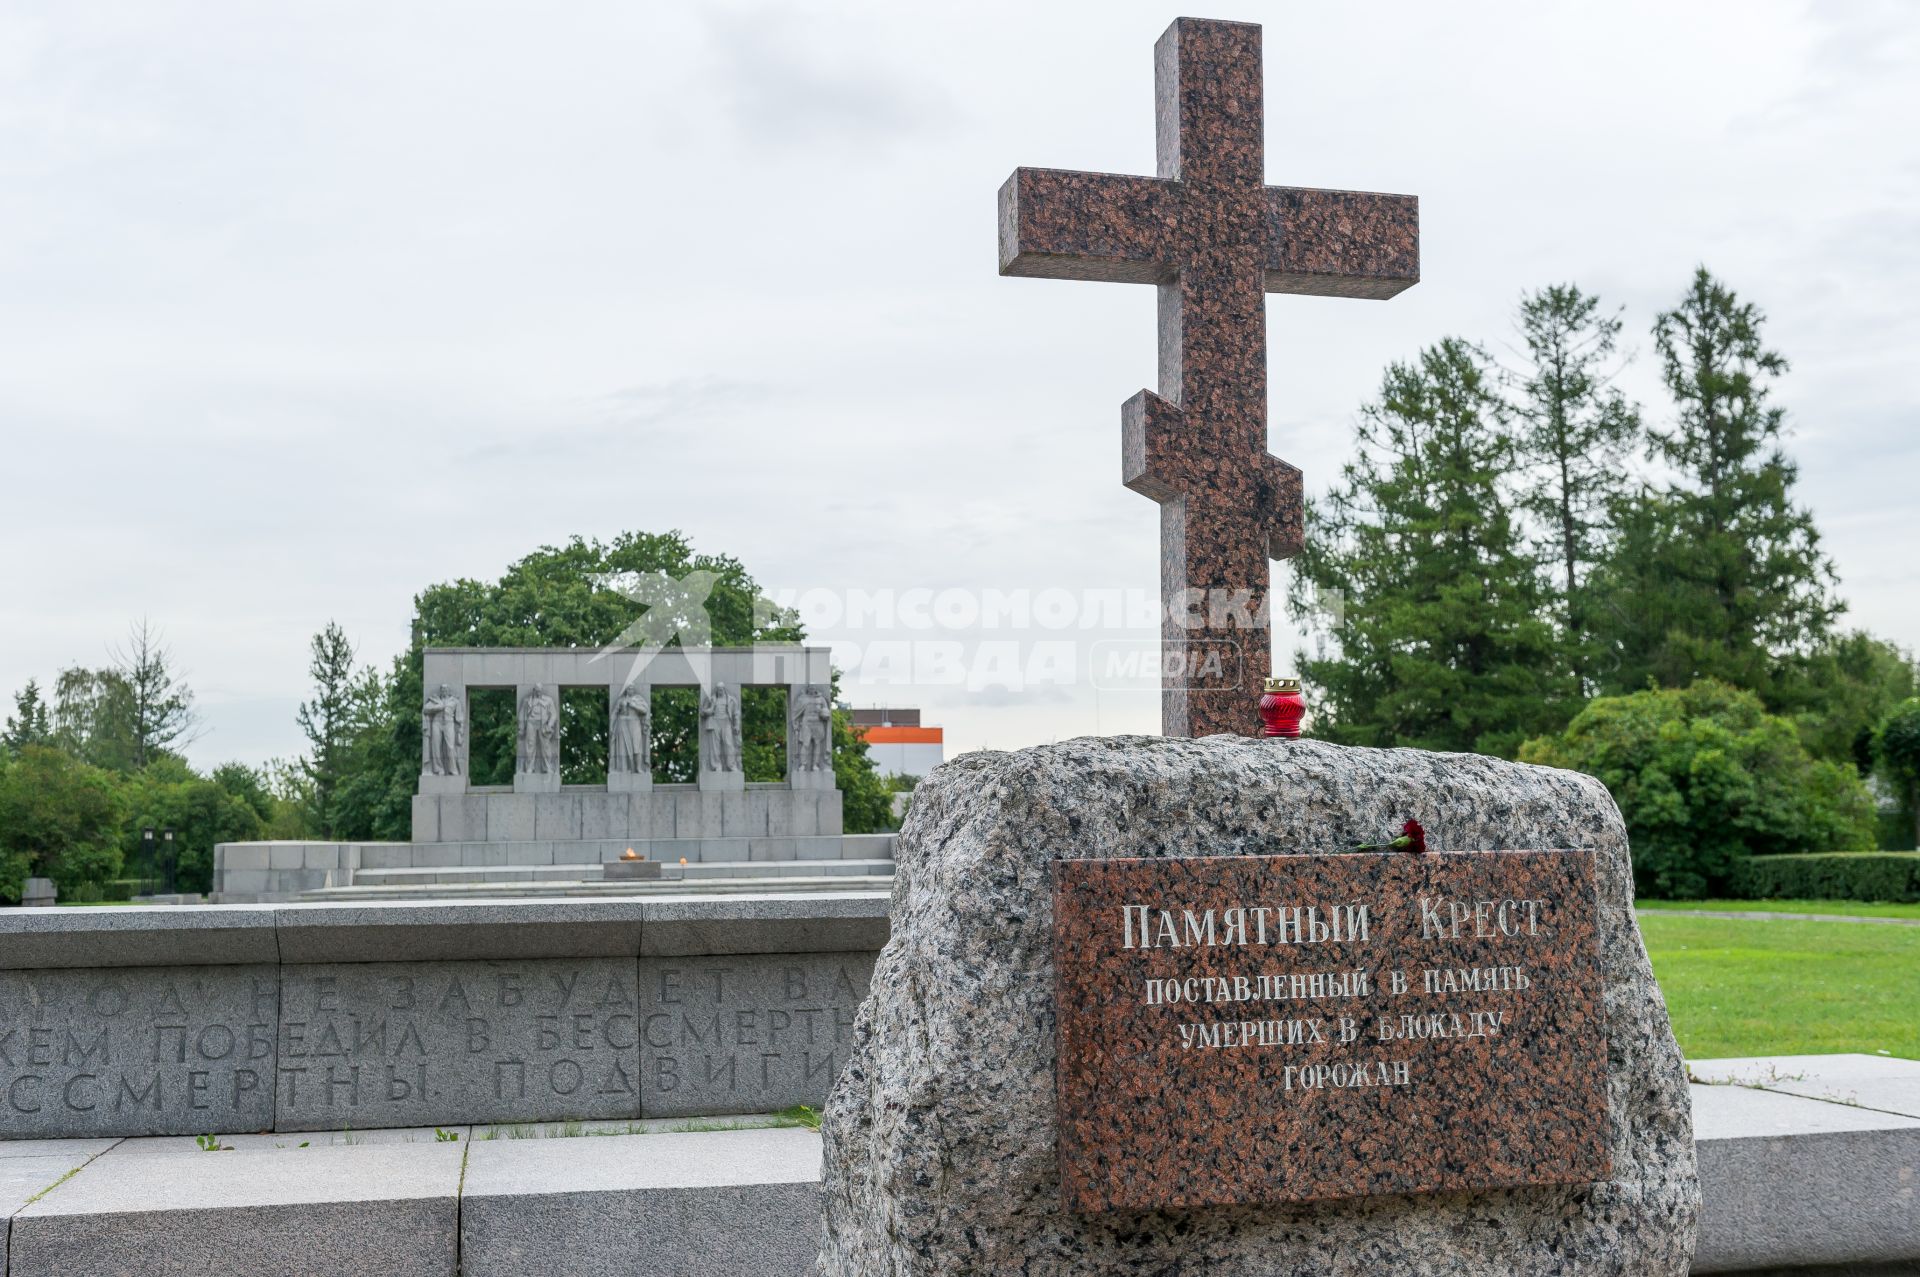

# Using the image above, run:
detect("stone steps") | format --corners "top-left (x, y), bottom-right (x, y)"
top-left (216, 833), bottom-right (897, 900)
top-left (347, 858), bottom-right (898, 886)
top-left (354, 833), bottom-right (891, 870)
top-left (296, 869), bottom-right (894, 901)
top-left (3, 1126), bottom-right (820, 1277)
top-left (6, 1063), bottom-right (1920, 1276)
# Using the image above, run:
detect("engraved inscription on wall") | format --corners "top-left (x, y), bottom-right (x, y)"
top-left (1051, 850), bottom-right (1610, 1213)
top-left (275, 958), bottom-right (640, 1130)
top-left (0, 966), bottom-right (279, 1138)
top-left (638, 953), bottom-right (875, 1117)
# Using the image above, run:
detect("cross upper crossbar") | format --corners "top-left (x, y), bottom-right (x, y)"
top-left (997, 17), bottom-right (1418, 738)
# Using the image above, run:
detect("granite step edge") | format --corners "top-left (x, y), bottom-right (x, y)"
top-left (295, 875), bottom-right (895, 901)
top-left (5, 1074), bottom-right (1919, 1277)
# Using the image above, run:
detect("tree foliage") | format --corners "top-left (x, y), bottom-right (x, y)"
top-left (833, 703), bottom-right (894, 834)
top-left (1521, 680), bottom-right (1876, 898)
top-left (1874, 699), bottom-right (1920, 850)
top-left (1295, 264), bottom-right (1902, 877)
top-left (1780, 633), bottom-right (1916, 776)
top-left (50, 665), bottom-right (140, 772)
top-left (1591, 269), bottom-right (1840, 703)
top-left (108, 619), bottom-right (199, 769)
top-left (334, 530), bottom-right (892, 839)
top-left (2, 680), bottom-right (51, 753)
top-left (296, 622), bottom-right (379, 838)
top-left (120, 762), bottom-right (264, 895)
top-left (213, 760), bottom-right (310, 840)
top-left (1506, 284), bottom-right (1640, 691)
top-left (0, 745), bottom-right (125, 902)
top-left (0, 618), bottom-right (293, 899)
top-left (1294, 337), bottom-right (1572, 757)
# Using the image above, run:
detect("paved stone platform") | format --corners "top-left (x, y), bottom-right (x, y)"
top-left (2, 1057), bottom-right (1914, 1274)
top-left (1689, 1054), bottom-right (1920, 1274)
top-left (1639, 907), bottom-right (1920, 927)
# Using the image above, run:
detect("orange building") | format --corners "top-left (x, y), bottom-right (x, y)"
top-left (849, 707), bottom-right (944, 778)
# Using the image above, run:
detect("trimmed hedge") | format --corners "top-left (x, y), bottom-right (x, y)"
top-left (1729, 853), bottom-right (1920, 903)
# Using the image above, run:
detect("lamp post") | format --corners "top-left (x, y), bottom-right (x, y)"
top-left (140, 827), bottom-right (156, 895)
top-left (161, 828), bottom-right (177, 896)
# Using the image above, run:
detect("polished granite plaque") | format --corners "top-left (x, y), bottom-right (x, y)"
top-left (1051, 850), bottom-right (1609, 1212)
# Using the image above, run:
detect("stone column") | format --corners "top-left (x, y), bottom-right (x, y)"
top-left (513, 682), bottom-right (562, 795)
top-left (417, 681), bottom-right (469, 797)
top-left (607, 679), bottom-right (652, 795)
top-left (787, 681), bottom-right (835, 791)
top-left (697, 681), bottom-right (745, 793)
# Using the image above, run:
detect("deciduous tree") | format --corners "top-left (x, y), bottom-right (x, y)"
top-left (1875, 699), bottom-right (1920, 850)
top-left (1781, 633), bottom-right (1917, 774)
top-left (0, 745), bottom-right (125, 902)
top-left (51, 665), bottom-right (139, 771)
top-left (122, 758), bottom-right (263, 895)
top-left (335, 531), bottom-right (892, 838)
top-left (1522, 680), bottom-right (1877, 898)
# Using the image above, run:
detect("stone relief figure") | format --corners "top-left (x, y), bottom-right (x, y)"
top-left (699, 682), bottom-right (743, 773)
top-left (790, 683), bottom-right (833, 771)
top-left (421, 683), bottom-right (465, 775)
top-left (610, 683), bottom-right (651, 774)
top-left (517, 684), bottom-right (559, 775)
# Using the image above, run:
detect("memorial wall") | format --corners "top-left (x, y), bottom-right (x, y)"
top-left (0, 896), bottom-right (886, 1139)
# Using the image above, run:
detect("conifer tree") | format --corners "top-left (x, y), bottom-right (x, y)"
top-left (2, 681), bottom-right (52, 753)
top-left (1591, 269), bottom-right (1839, 702)
top-left (107, 619), bottom-right (198, 768)
top-left (1293, 338), bottom-right (1572, 757)
top-left (296, 621), bottom-right (373, 839)
top-left (1507, 285), bottom-right (1640, 691)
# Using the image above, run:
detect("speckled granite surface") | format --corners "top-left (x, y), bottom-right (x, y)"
top-left (997, 17), bottom-right (1417, 739)
top-left (817, 737), bottom-right (1698, 1275)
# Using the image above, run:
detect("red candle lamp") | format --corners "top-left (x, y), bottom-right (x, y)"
top-left (1259, 676), bottom-right (1304, 739)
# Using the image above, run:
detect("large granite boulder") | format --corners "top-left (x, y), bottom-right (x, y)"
top-left (818, 736), bottom-right (1698, 1275)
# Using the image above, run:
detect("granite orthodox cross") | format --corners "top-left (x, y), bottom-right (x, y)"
top-left (998, 17), bottom-right (1418, 738)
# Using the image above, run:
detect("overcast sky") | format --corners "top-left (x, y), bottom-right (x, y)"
top-left (2, 0), bottom-right (1915, 768)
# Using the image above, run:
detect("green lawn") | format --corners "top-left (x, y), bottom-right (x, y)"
top-left (1638, 898), bottom-right (1920, 920)
top-left (1639, 912), bottom-right (1920, 1060)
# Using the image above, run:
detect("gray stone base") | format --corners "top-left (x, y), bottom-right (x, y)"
top-left (409, 787), bottom-right (846, 847)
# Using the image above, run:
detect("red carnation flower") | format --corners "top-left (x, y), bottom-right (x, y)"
top-left (1354, 819), bottom-right (1427, 854)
